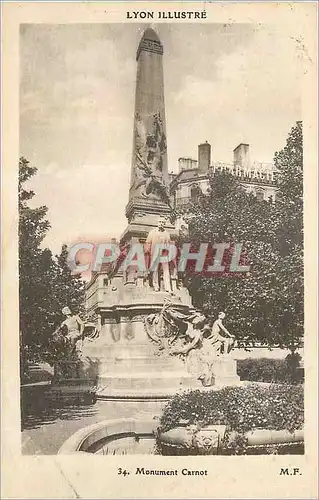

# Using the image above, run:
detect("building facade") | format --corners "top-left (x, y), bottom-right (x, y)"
top-left (170, 141), bottom-right (278, 208)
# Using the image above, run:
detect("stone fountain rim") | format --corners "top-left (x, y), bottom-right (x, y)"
top-left (158, 425), bottom-right (304, 448)
top-left (58, 418), bottom-right (157, 455)
top-left (58, 416), bottom-right (304, 455)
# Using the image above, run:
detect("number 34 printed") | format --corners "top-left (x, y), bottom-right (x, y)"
top-left (118, 468), bottom-right (130, 477)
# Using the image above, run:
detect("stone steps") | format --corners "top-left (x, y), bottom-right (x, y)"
top-left (102, 353), bottom-right (182, 369)
top-left (96, 386), bottom-right (199, 400)
top-left (101, 361), bottom-right (183, 373)
top-left (98, 370), bottom-right (198, 391)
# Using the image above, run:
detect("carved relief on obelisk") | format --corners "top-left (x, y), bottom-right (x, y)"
top-left (127, 28), bottom-right (170, 214)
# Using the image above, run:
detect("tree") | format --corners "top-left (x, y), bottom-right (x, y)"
top-left (180, 172), bottom-right (280, 345)
top-left (19, 157), bottom-right (54, 368)
top-left (53, 244), bottom-right (85, 321)
top-left (272, 121), bottom-right (303, 349)
top-left (19, 158), bottom-right (85, 376)
top-left (179, 122), bottom-right (303, 351)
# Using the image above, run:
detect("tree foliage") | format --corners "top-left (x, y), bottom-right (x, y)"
top-left (180, 122), bottom-right (303, 350)
top-left (19, 157), bottom-right (85, 374)
top-left (19, 157), bottom-right (53, 352)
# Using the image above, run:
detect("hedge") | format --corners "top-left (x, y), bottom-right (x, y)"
top-left (158, 384), bottom-right (304, 436)
top-left (237, 356), bottom-right (303, 384)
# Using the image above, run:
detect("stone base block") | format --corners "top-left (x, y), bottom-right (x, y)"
top-left (98, 370), bottom-right (198, 391)
top-left (210, 357), bottom-right (240, 386)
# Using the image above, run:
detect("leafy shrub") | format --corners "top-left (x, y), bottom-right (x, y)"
top-left (237, 357), bottom-right (303, 384)
top-left (158, 384), bottom-right (304, 435)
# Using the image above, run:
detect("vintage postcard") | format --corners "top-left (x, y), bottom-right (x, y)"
top-left (1, 1), bottom-right (318, 498)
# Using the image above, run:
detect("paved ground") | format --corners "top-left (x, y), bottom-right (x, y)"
top-left (21, 398), bottom-right (164, 455)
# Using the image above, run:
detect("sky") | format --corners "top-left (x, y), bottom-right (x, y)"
top-left (20, 23), bottom-right (302, 254)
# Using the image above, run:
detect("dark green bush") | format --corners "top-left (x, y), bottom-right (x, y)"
top-left (158, 384), bottom-right (304, 435)
top-left (237, 356), bottom-right (303, 384)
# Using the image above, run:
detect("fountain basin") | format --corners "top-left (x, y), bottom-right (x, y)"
top-left (58, 417), bottom-right (304, 456)
top-left (158, 425), bottom-right (304, 455)
top-left (58, 418), bottom-right (157, 455)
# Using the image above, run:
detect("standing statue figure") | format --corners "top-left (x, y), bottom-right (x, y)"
top-left (204, 312), bottom-right (236, 355)
top-left (185, 314), bottom-right (235, 386)
top-left (145, 217), bottom-right (173, 294)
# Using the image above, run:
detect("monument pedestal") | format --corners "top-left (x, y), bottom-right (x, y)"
top-left (84, 275), bottom-right (241, 399)
top-left (86, 343), bottom-right (200, 400)
top-left (83, 279), bottom-right (200, 400)
top-left (209, 357), bottom-right (240, 386)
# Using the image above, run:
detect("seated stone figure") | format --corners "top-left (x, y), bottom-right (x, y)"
top-left (203, 312), bottom-right (235, 355)
top-left (52, 307), bottom-right (84, 380)
top-left (52, 308), bottom-right (101, 382)
top-left (60, 306), bottom-right (84, 350)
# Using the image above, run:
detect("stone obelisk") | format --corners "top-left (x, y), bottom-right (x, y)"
top-left (122, 28), bottom-right (173, 243)
top-left (82, 28), bottom-right (240, 400)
